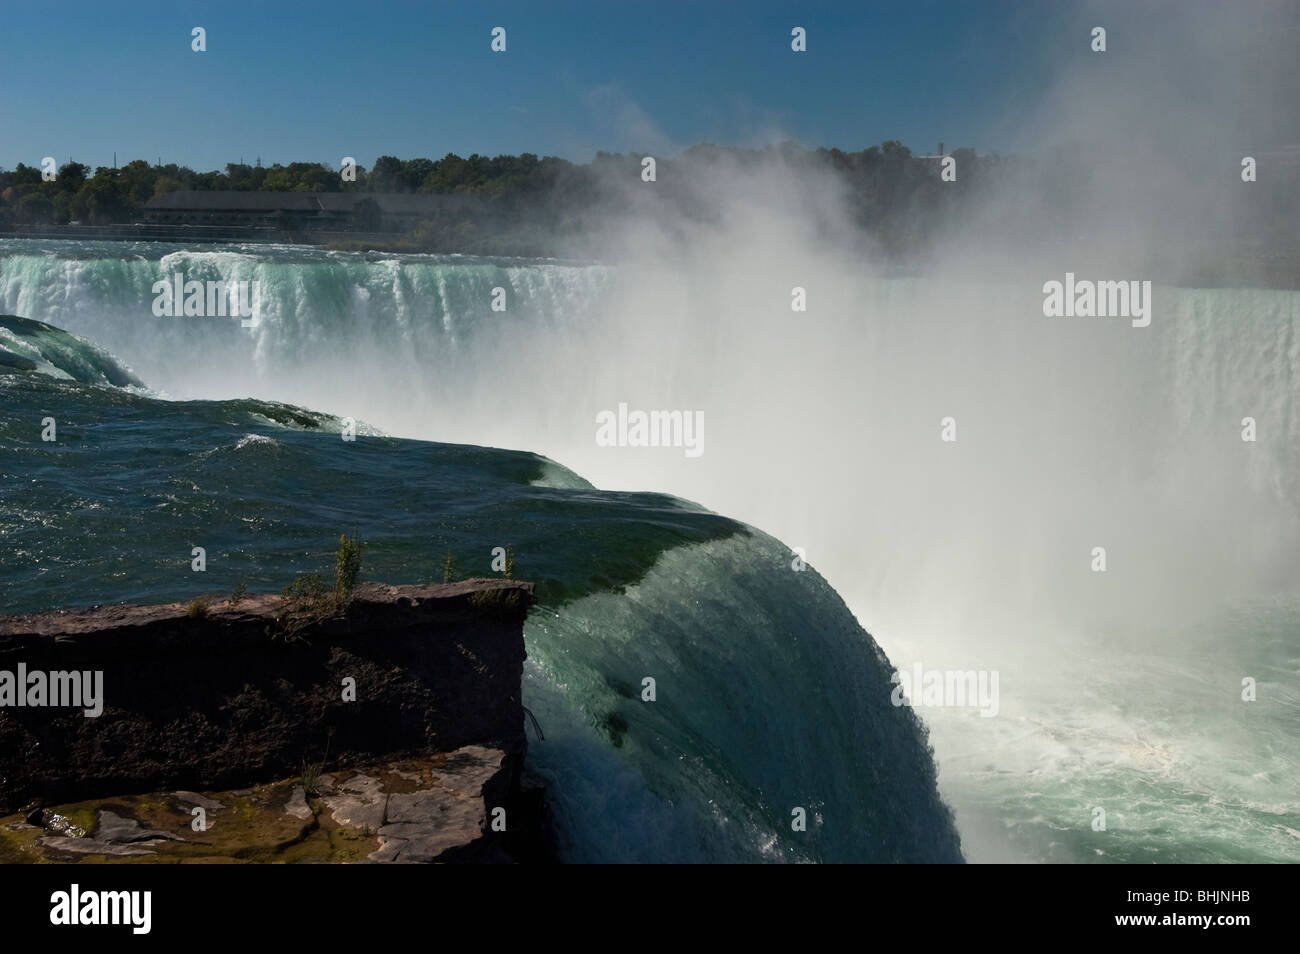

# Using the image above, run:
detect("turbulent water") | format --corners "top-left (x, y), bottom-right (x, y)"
top-left (2, 238), bottom-right (1297, 863)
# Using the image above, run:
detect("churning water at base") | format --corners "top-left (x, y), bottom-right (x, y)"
top-left (886, 602), bottom-right (1300, 863)
top-left (2, 238), bottom-right (1297, 862)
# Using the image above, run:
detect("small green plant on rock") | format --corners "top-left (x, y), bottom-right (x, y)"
top-left (301, 727), bottom-right (334, 797)
top-left (442, 550), bottom-right (456, 584)
top-left (301, 759), bottom-right (324, 797)
top-left (276, 574), bottom-right (337, 641)
top-left (335, 533), bottom-right (362, 594)
top-left (467, 587), bottom-right (525, 620)
top-left (275, 534), bottom-right (363, 642)
top-left (185, 597), bottom-right (211, 619)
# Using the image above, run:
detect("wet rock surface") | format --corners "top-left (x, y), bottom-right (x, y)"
top-left (0, 746), bottom-right (533, 863)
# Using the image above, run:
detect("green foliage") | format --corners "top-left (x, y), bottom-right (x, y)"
top-left (283, 573), bottom-right (325, 599)
top-left (55, 162), bottom-right (89, 192)
top-left (16, 192), bottom-right (53, 224)
top-left (282, 573), bottom-right (334, 608)
top-left (276, 574), bottom-right (339, 642)
top-left (185, 597), bottom-right (211, 619)
top-left (442, 550), bottom-right (457, 584)
top-left (301, 727), bottom-right (334, 797)
top-left (504, 544), bottom-right (516, 579)
top-left (151, 175), bottom-right (183, 201)
top-left (274, 534), bottom-right (361, 641)
top-left (335, 533), bottom-right (362, 593)
top-left (467, 587), bottom-right (525, 620)
top-left (230, 580), bottom-right (247, 606)
top-left (368, 155), bottom-right (404, 192)
top-left (0, 142), bottom-right (1002, 257)
top-left (300, 760), bottom-right (324, 798)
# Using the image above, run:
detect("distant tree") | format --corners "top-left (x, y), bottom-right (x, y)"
top-left (79, 176), bottom-right (130, 224)
top-left (10, 163), bottom-right (44, 187)
top-left (118, 159), bottom-right (159, 206)
top-left (399, 158), bottom-right (434, 192)
top-left (0, 142), bottom-right (1018, 256)
top-left (423, 153), bottom-right (467, 193)
top-left (17, 192), bottom-right (55, 224)
top-left (225, 162), bottom-right (255, 190)
top-left (152, 176), bottom-right (183, 200)
top-left (261, 168), bottom-right (296, 191)
top-left (52, 191), bottom-right (72, 223)
top-left (56, 162), bottom-right (90, 192)
top-left (368, 155), bottom-right (403, 192)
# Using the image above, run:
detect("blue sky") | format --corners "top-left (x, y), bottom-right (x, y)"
top-left (0, 0), bottom-right (1248, 171)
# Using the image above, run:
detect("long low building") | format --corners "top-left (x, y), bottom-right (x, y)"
top-left (143, 190), bottom-right (485, 232)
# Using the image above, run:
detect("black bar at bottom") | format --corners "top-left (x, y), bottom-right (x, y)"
top-left (0, 863), bottom-right (1283, 941)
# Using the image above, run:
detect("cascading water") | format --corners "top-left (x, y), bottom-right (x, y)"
top-left (2, 237), bottom-right (1296, 861)
top-left (0, 243), bottom-right (966, 863)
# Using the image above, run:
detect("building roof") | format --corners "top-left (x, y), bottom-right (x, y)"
top-left (145, 191), bottom-right (482, 213)
top-left (147, 191), bottom-right (323, 211)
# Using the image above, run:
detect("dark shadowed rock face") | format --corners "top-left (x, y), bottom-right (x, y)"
top-left (0, 580), bottom-right (534, 820)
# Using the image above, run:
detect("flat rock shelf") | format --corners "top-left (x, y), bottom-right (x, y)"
top-left (0, 580), bottom-right (546, 863)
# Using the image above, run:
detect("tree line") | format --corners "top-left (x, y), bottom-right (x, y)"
top-left (0, 143), bottom-right (1008, 251)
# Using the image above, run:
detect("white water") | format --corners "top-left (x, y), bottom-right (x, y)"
top-left (3, 239), bottom-right (1297, 860)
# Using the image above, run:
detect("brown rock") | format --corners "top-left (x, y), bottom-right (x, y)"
top-left (0, 580), bottom-right (534, 815)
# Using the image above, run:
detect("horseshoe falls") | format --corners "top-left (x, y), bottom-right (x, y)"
top-left (2, 238), bottom-right (1297, 862)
